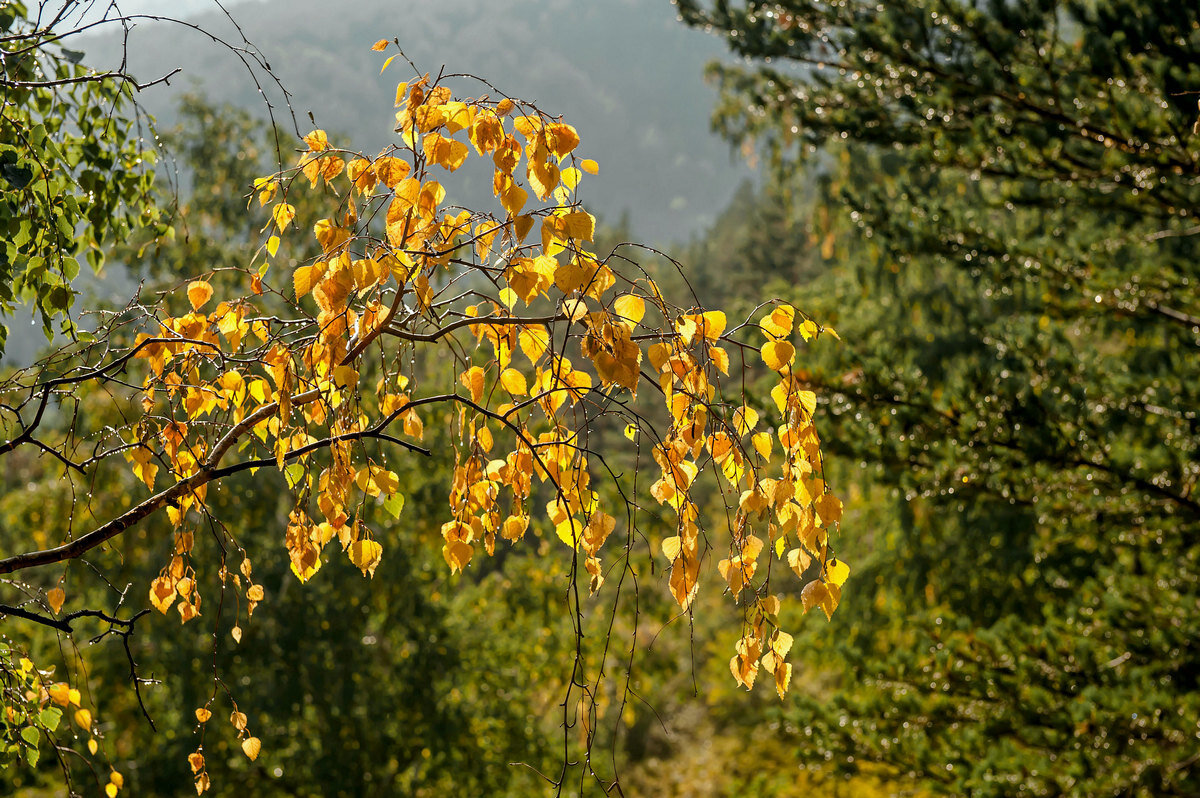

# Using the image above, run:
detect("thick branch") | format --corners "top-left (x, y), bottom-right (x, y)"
top-left (0, 391), bottom-right (434, 576)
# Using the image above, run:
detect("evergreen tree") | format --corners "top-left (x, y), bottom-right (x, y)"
top-left (677, 1), bottom-right (1200, 794)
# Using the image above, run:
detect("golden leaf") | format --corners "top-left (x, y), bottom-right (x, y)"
top-left (74, 708), bottom-right (92, 729)
top-left (187, 281), bottom-right (213, 311)
top-left (500, 368), bottom-right (528, 395)
top-left (443, 540), bottom-right (473, 573)
top-left (371, 39), bottom-right (389, 51)
top-left (375, 156), bottom-right (410, 187)
top-left (787, 547), bottom-right (812, 577)
top-left (47, 587), bottom-right (65, 614)
top-left (774, 661), bottom-right (793, 699)
top-left (272, 203), bottom-right (296, 231)
top-left (230, 711), bottom-right (248, 731)
top-left (580, 158), bottom-right (599, 175)
top-left (761, 340), bottom-right (795, 372)
top-left (348, 539), bottom-right (383, 577)
top-left (710, 346), bottom-right (730, 375)
top-left (825, 557), bottom-right (851, 587)
top-left (303, 129), bottom-right (329, 152)
top-left (195, 707), bottom-right (212, 723)
top-left (241, 736), bottom-right (261, 761)
top-left (733, 405), bottom-right (759, 436)
top-left (149, 576), bottom-right (176, 614)
top-left (460, 366), bottom-right (486, 404)
top-left (612, 294), bottom-right (645, 329)
top-left (519, 326), bottom-right (549, 363)
top-left (800, 579), bottom-right (829, 614)
top-left (762, 305), bottom-right (794, 338)
top-left (698, 310), bottom-right (726, 341)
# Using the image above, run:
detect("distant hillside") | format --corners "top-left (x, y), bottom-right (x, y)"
top-left (83, 0), bottom-right (755, 245)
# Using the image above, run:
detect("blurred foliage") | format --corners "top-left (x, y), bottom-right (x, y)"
top-left (678, 0), bottom-right (1200, 795)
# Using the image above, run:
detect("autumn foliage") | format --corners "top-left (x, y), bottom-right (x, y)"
top-left (1, 42), bottom-right (846, 792)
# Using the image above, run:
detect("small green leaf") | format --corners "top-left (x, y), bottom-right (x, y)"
top-left (21, 725), bottom-right (39, 746)
top-left (382, 493), bottom-right (405, 519)
top-left (39, 707), bottom-right (61, 731)
top-left (283, 462), bottom-right (306, 490)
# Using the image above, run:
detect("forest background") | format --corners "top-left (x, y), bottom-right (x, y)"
top-left (2, 1), bottom-right (1197, 796)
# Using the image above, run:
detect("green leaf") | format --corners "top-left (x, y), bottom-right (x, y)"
top-left (382, 493), bottom-right (406, 519)
top-left (283, 462), bottom-right (306, 490)
top-left (39, 707), bottom-right (61, 731)
top-left (20, 725), bottom-right (39, 746)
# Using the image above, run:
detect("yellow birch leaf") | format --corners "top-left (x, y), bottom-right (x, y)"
top-left (613, 294), bottom-right (645, 328)
top-left (501, 183), bottom-right (528, 216)
top-left (47, 587), bottom-right (65, 614)
top-left (348, 539), bottom-right (383, 577)
top-left (580, 158), bottom-right (599, 174)
top-left (710, 346), bottom-right (729, 375)
top-left (195, 707), bottom-right (212, 723)
top-left (763, 305), bottom-right (794, 338)
top-left (821, 582), bottom-right (841, 620)
top-left (187, 281), bottom-right (213, 310)
top-left (291, 266), bottom-right (316, 301)
top-left (500, 368), bottom-right (528, 395)
top-left (371, 39), bottom-right (389, 51)
top-left (272, 203), bottom-right (296, 231)
top-left (733, 405), bottom-right (759, 436)
top-left (519, 326), bottom-right (549, 363)
top-left (266, 235), bottom-right (280, 257)
top-left (561, 166), bottom-right (581, 191)
top-left (242, 736), bottom-right (261, 761)
top-left (513, 214), bottom-right (535, 242)
top-left (800, 579), bottom-right (829, 614)
top-left (826, 558), bottom-right (851, 587)
top-left (699, 310), bottom-right (726, 341)
top-left (787, 547), bottom-right (812, 577)
top-left (74, 708), bottom-right (92, 729)
top-left (561, 297), bottom-right (588, 322)
top-left (761, 340), bottom-right (795, 372)
top-left (380, 55), bottom-right (396, 73)
top-left (443, 540), bottom-right (473, 573)
top-left (752, 432), bottom-right (773, 459)
top-left (460, 366), bottom-right (486, 404)
top-left (775, 661), bottom-right (793, 699)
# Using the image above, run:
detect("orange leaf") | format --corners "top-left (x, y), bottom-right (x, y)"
top-left (187, 281), bottom-right (213, 311)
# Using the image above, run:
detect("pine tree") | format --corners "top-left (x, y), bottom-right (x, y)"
top-left (678, 1), bottom-right (1200, 794)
